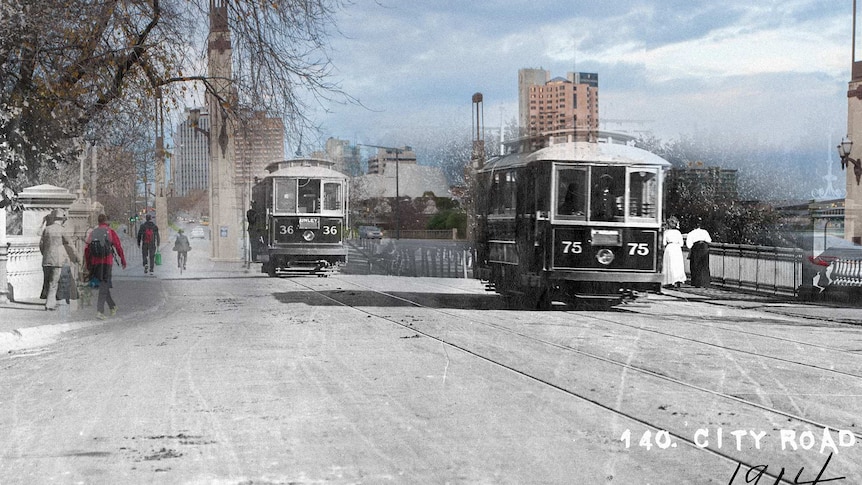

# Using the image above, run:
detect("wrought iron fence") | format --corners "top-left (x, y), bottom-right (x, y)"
top-left (383, 229), bottom-right (461, 240)
top-left (693, 243), bottom-right (803, 296)
top-left (351, 239), bottom-right (473, 278)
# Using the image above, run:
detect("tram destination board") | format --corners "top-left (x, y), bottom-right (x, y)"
top-left (272, 216), bottom-right (342, 244)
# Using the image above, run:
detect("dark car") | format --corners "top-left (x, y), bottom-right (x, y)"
top-left (358, 225), bottom-right (383, 239)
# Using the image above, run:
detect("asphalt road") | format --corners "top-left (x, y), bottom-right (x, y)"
top-left (1, 239), bottom-right (861, 483)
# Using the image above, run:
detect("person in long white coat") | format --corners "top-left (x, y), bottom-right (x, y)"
top-left (662, 217), bottom-right (686, 288)
top-left (40, 209), bottom-right (78, 310)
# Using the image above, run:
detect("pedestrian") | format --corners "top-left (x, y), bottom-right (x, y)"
top-left (136, 214), bottom-right (160, 275)
top-left (662, 216), bottom-right (686, 289)
top-left (686, 218), bottom-right (713, 288)
top-left (85, 213), bottom-right (127, 319)
top-left (173, 228), bottom-right (191, 270)
top-left (39, 209), bottom-right (78, 311)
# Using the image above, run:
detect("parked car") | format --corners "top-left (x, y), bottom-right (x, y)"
top-left (358, 225), bottom-right (383, 239)
top-left (190, 227), bottom-right (206, 239)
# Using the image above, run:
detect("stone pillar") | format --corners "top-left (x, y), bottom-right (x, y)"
top-left (67, 195), bottom-right (101, 259)
top-left (18, 185), bottom-right (77, 238)
top-left (846, 73), bottom-right (862, 245)
top-left (207, 0), bottom-right (242, 262)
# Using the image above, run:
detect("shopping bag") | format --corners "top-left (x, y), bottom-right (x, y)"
top-left (155, 251), bottom-right (162, 266)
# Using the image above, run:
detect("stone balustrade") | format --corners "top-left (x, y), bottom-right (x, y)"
top-left (3, 184), bottom-right (101, 303)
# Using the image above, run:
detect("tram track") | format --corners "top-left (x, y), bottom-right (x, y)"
top-left (335, 278), bottom-right (862, 437)
top-left (282, 276), bottom-right (862, 483)
top-left (566, 309), bottom-right (862, 381)
top-left (618, 297), bottom-right (862, 358)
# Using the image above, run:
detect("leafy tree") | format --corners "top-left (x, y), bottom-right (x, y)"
top-left (638, 134), bottom-right (791, 246)
top-left (427, 209), bottom-right (467, 238)
top-left (1, 0), bottom-right (350, 206)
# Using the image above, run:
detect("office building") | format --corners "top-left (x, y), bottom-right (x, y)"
top-left (235, 110), bottom-right (285, 184)
top-left (367, 146), bottom-right (417, 175)
top-left (172, 108), bottom-right (211, 197)
top-left (317, 137), bottom-right (361, 176)
top-left (518, 68), bottom-right (599, 149)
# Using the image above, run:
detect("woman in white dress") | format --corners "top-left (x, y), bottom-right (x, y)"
top-left (662, 216), bottom-right (686, 288)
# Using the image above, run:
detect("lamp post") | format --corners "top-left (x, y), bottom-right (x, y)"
top-left (358, 144), bottom-right (411, 239)
top-left (837, 136), bottom-right (862, 185)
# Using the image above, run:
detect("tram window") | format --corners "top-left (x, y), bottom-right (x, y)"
top-left (490, 171), bottom-right (516, 215)
top-left (297, 178), bottom-right (321, 213)
top-left (323, 182), bottom-right (342, 212)
top-left (555, 167), bottom-right (586, 218)
top-left (274, 179), bottom-right (296, 213)
top-left (628, 170), bottom-right (658, 220)
top-left (590, 167), bottom-right (625, 222)
top-left (503, 171), bottom-right (516, 214)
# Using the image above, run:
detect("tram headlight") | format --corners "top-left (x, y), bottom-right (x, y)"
top-left (303, 230), bottom-right (315, 242)
top-left (595, 248), bottom-right (615, 265)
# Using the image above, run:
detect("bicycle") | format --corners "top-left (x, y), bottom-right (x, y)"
top-left (177, 251), bottom-right (187, 275)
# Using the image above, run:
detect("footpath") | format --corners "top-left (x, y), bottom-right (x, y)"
top-left (661, 284), bottom-right (862, 326)
top-left (0, 230), bottom-right (256, 354)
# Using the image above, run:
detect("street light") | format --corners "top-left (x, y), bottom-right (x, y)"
top-left (837, 136), bottom-right (862, 185)
top-left (358, 144), bottom-right (412, 239)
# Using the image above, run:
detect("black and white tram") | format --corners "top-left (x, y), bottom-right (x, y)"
top-left (248, 158), bottom-right (348, 277)
top-left (473, 141), bottom-right (672, 307)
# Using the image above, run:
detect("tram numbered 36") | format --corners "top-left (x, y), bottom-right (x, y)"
top-left (248, 158), bottom-right (349, 277)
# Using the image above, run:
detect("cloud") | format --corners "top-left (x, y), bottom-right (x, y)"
top-left (315, 0), bottom-right (853, 156)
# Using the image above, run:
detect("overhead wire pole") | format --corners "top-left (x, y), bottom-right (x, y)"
top-left (469, 93), bottom-right (485, 243)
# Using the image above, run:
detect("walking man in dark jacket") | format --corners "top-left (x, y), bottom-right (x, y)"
top-left (136, 214), bottom-right (160, 274)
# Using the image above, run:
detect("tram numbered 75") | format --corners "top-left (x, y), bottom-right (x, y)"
top-left (248, 158), bottom-right (348, 277)
top-left (473, 141), bottom-right (672, 307)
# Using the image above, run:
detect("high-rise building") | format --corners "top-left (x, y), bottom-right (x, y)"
top-left (235, 110), bottom-right (285, 184)
top-left (172, 108), bottom-right (211, 197)
top-left (667, 165), bottom-right (739, 202)
top-left (173, 108), bottom-right (284, 197)
top-left (518, 68), bottom-right (599, 150)
top-left (367, 147), bottom-right (416, 175)
top-left (323, 137), bottom-right (361, 176)
top-left (518, 68), bottom-right (549, 135)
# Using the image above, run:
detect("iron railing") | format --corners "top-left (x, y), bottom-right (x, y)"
top-left (690, 243), bottom-right (803, 296)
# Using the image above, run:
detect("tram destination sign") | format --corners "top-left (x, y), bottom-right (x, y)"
top-left (298, 217), bottom-right (320, 229)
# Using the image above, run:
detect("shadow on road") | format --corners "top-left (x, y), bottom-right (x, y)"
top-left (273, 289), bottom-right (506, 310)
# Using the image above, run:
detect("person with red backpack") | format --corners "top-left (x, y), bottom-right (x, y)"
top-left (136, 214), bottom-right (161, 275)
top-left (85, 213), bottom-right (127, 319)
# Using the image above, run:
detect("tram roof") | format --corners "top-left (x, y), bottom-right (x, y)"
top-left (482, 141), bottom-right (672, 172)
top-left (263, 158), bottom-right (346, 179)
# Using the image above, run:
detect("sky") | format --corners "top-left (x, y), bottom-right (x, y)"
top-left (308, 0), bottom-right (855, 164)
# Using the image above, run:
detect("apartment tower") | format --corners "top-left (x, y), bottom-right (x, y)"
top-left (518, 68), bottom-right (599, 150)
